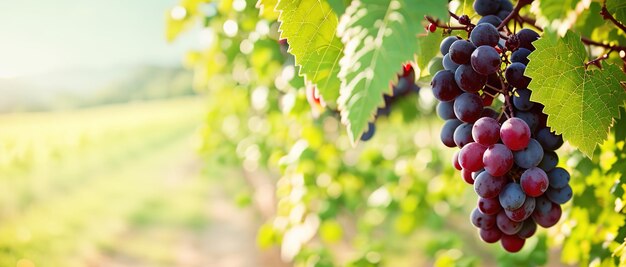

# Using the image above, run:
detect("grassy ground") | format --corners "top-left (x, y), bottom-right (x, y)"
top-left (0, 98), bottom-right (279, 267)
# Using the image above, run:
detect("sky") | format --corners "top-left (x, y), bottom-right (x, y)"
top-left (0, 0), bottom-right (194, 78)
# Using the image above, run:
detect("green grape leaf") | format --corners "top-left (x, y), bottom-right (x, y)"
top-left (257, 0), bottom-right (279, 20)
top-left (337, 0), bottom-right (447, 143)
top-left (537, 0), bottom-right (579, 21)
top-left (606, 0), bottom-right (626, 26)
top-left (526, 30), bottom-right (626, 157)
top-left (276, 0), bottom-right (344, 108)
top-left (416, 31), bottom-right (443, 76)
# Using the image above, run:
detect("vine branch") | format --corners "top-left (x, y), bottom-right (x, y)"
top-left (497, 0), bottom-right (534, 30)
top-left (601, 2), bottom-right (626, 34)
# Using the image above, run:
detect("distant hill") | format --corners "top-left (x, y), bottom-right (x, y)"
top-left (0, 65), bottom-right (195, 113)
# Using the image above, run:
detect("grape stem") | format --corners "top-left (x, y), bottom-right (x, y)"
top-left (497, 0), bottom-right (534, 31)
top-left (516, 15), bottom-right (626, 68)
top-left (601, 2), bottom-right (626, 35)
top-left (425, 15), bottom-right (468, 32)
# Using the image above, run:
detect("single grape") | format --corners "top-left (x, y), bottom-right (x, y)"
top-left (441, 119), bottom-right (463, 147)
top-left (515, 111), bottom-right (539, 133)
top-left (477, 15), bottom-right (502, 27)
top-left (517, 219), bottom-right (537, 239)
top-left (505, 62), bottom-right (531, 88)
top-left (511, 48), bottom-right (531, 65)
top-left (483, 143), bottom-right (514, 176)
top-left (532, 198), bottom-right (562, 228)
top-left (437, 100), bottom-right (457, 120)
top-left (480, 227), bottom-right (503, 243)
top-left (462, 168), bottom-right (475, 184)
top-left (454, 93), bottom-right (484, 123)
top-left (452, 151), bottom-right (462, 170)
top-left (473, 0), bottom-right (502, 17)
top-left (440, 36), bottom-right (461, 55)
top-left (431, 70), bottom-right (463, 101)
top-left (538, 151), bottom-right (558, 172)
top-left (499, 183), bottom-right (526, 211)
top-left (501, 234), bottom-right (525, 253)
top-left (455, 64), bottom-right (487, 93)
top-left (470, 23), bottom-right (500, 47)
top-left (505, 197), bottom-right (535, 222)
top-left (459, 142), bottom-right (488, 171)
top-left (361, 123), bottom-right (376, 141)
top-left (500, 117), bottom-right (531, 151)
top-left (443, 53), bottom-right (460, 71)
top-left (546, 185), bottom-right (573, 204)
top-left (478, 197), bottom-right (502, 215)
top-left (427, 23), bottom-right (437, 33)
top-left (458, 15), bottom-right (471, 25)
top-left (516, 29), bottom-right (540, 51)
top-left (536, 128), bottom-right (564, 150)
top-left (520, 167), bottom-right (549, 197)
top-left (474, 171), bottom-right (508, 198)
top-left (471, 208), bottom-right (496, 229)
top-left (496, 210), bottom-right (523, 235)
top-left (449, 40), bottom-right (476, 65)
top-left (454, 122), bottom-right (475, 148)
top-left (471, 46), bottom-right (502, 75)
top-left (547, 167), bottom-right (570, 189)
top-left (472, 117), bottom-right (500, 146)
top-left (512, 88), bottom-right (534, 111)
top-left (513, 138), bottom-right (544, 169)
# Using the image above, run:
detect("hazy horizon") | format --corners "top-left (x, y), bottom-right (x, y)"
top-left (0, 0), bottom-right (196, 79)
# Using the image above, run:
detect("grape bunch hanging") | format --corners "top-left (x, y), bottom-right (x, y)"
top-left (429, 0), bottom-right (573, 253)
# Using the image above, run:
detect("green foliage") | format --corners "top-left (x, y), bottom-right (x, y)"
top-left (337, 0), bottom-right (447, 143)
top-left (276, 0), bottom-right (344, 107)
top-left (537, 0), bottom-right (579, 21)
top-left (526, 30), bottom-right (626, 157)
top-left (606, 0), bottom-right (626, 26)
top-left (416, 30), bottom-right (444, 77)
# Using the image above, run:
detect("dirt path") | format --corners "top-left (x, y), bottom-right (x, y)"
top-left (85, 136), bottom-right (287, 267)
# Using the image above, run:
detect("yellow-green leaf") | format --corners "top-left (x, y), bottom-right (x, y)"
top-left (276, 0), bottom-right (344, 108)
top-left (337, 0), bottom-right (448, 143)
top-left (526, 30), bottom-right (626, 157)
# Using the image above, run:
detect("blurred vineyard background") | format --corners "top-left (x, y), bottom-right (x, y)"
top-left (1, 0), bottom-right (625, 267)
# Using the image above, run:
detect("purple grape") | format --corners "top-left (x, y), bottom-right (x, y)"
top-left (499, 183), bottom-right (526, 211)
top-left (437, 100), bottom-right (456, 120)
top-left (505, 197), bottom-right (535, 222)
top-left (512, 88), bottom-right (534, 111)
top-left (449, 40), bottom-right (476, 65)
top-left (546, 185), bottom-right (573, 204)
top-left (517, 219), bottom-right (537, 239)
top-left (536, 128), bottom-right (564, 150)
top-left (547, 167), bottom-right (570, 189)
top-left (441, 36), bottom-right (461, 55)
top-left (454, 122), bottom-right (475, 148)
top-left (455, 64), bottom-right (487, 93)
top-left (496, 210), bottom-right (523, 235)
top-left (505, 62), bottom-right (531, 89)
top-left (470, 23), bottom-right (500, 47)
top-left (471, 46), bottom-right (502, 75)
top-left (441, 119), bottom-right (463, 147)
top-left (520, 167), bottom-right (549, 197)
top-left (454, 93), bottom-right (483, 123)
top-left (471, 208), bottom-right (496, 229)
top-left (431, 70), bottom-right (463, 101)
top-left (474, 171), bottom-right (508, 198)
top-left (538, 151), bottom-right (558, 172)
top-left (513, 138), bottom-right (544, 169)
top-left (483, 144), bottom-right (514, 176)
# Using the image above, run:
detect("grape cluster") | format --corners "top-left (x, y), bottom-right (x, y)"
top-left (362, 64), bottom-right (420, 141)
top-left (430, 0), bottom-right (572, 253)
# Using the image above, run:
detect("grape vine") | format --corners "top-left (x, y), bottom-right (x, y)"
top-left (168, 0), bottom-right (626, 265)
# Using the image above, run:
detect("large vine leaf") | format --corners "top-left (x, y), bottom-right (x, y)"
top-left (526, 30), bottom-right (626, 157)
top-left (276, 0), bottom-right (344, 108)
top-left (606, 0), bottom-right (626, 27)
top-left (336, 0), bottom-right (447, 143)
